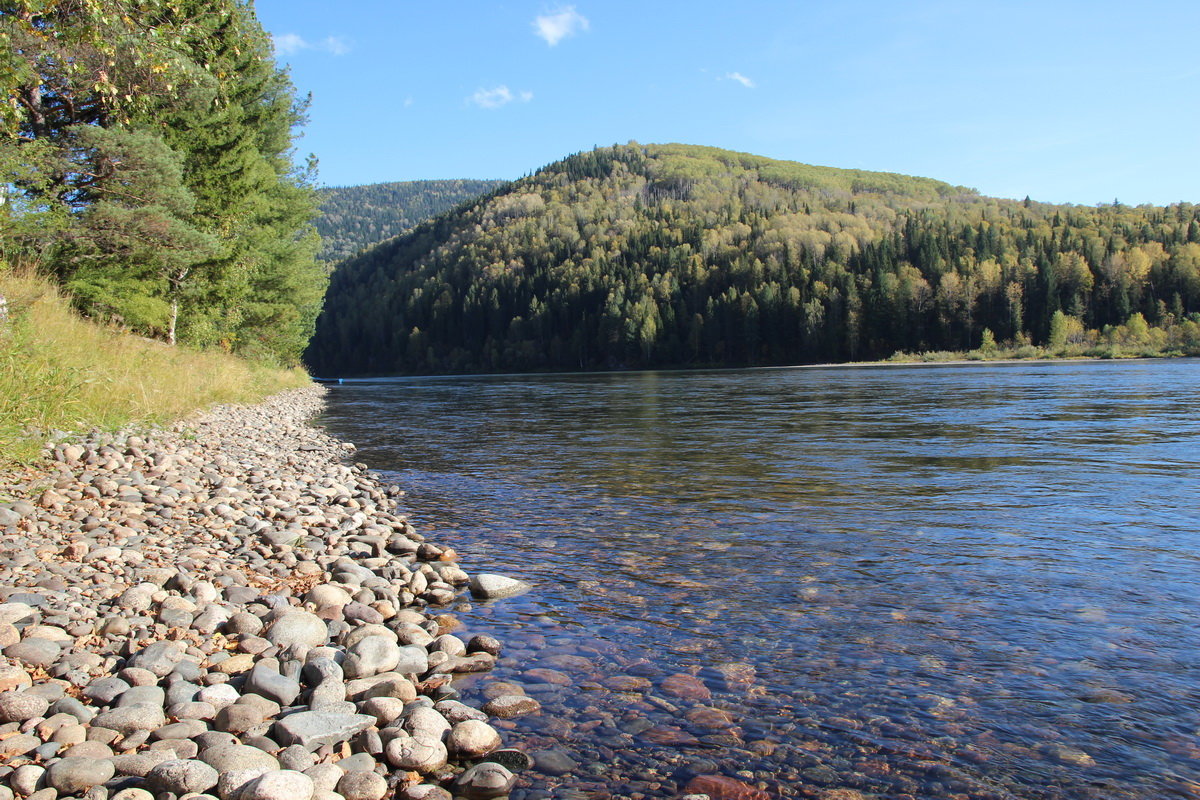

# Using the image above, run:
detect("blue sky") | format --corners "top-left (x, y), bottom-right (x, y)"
top-left (253, 1), bottom-right (1200, 206)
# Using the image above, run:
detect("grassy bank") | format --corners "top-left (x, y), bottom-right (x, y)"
top-left (0, 267), bottom-right (310, 464)
top-left (887, 313), bottom-right (1200, 365)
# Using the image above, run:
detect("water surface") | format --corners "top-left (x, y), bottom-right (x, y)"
top-left (318, 360), bottom-right (1200, 799)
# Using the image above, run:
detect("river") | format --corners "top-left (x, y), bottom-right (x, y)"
top-left (317, 359), bottom-right (1200, 799)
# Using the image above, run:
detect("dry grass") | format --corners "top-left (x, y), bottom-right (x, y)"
top-left (0, 266), bottom-right (310, 463)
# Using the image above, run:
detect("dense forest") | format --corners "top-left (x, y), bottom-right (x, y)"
top-left (316, 179), bottom-right (504, 262)
top-left (0, 0), bottom-right (325, 364)
top-left (306, 143), bottom-right (1200, 375)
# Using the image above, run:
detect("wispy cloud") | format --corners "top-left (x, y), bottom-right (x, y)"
top-left (469, 85), bottom-right (534, 110)
top-left (533, 6), bottom-right (589, 46)
top-left (725, 71), bottom-right (756, 88)
top-left (271, 33), bottom-right (351, 57)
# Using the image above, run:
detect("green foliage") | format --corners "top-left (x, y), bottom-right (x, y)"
top-left (306, 143), bottom-right (1200, 375)
top-left (0, 0), bottom-right (325, 363)
top-left (979, 328), bottom-right (997, 353)
top-left (316, 179), bottom-right (506, 262)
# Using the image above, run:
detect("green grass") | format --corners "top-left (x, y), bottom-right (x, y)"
top-left (0, 266), bottom-right (310, 464)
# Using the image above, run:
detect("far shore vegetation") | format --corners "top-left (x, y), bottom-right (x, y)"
top-left (308, 144), bottom-right (1200, 377)
top-left (887, 310), bottom-right (1200, 364)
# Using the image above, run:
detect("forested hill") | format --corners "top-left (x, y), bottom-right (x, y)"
top-left (316, 180), bottom-right (505, 262)
top-left (305, 143), bottom-right (1200, 375)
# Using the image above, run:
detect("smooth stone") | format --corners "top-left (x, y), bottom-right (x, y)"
top-left (224, 614), bottom-right (264, 637)
top-left (193, 732), bottom-right (239, 752)
top-left (451, 763), bottom-right (516, 800)
top-left (146, 759), bottom-right (220, 795)
top-left (46, 757), bottom-right (116, 794)
top-left (467, 574), bottom-right (531, 600)
top-left (215, 767), bottom-right (270, 800)
top-left (126, 641), bottom-right (185, 677)
top-left (0, 692), bottom-right (50, 723)
top-left (302, 765), bottom-right (343, 794)
top-left (433, 700), bottom-right (488, 724)
top-left (482, 695), bottom-right (540, 719)
top-left (341, 638), bottom-right (401, 680)
top-left (359, 697), bottom-right (405, 727)
top-left (197, 684), bottom-right (240, 710)
top-left (305, 586), bottom-right (352, 609)
top-left (243, 665), bottom-right (301, 707)
top-left (446, 720), bottom-right (501, 758)
top-left (152, 720), bottom-right (208, 740)
top-left (384, 733), bottom-right (447, 773)
top-left (334, 754), bottom-right (374, 774)
top-left (83, 678), bottom-right (130, 705)
top-left (62, 741), bottom-right (113, 759)
top-left (273, 712), bottom-right (375, 752)
top-left (335, 772), bottom-right (386, 800)
top-left (264, 613), bottom-right (329, 649)
top-left (169, 701), bottom-right (217, 721)
top-left (199, 744), bottom-right (280, 773)
top-left (403, 707), bottom-right (450, 740)
top-left (0, 734), bottom-right (39, 758)
top-left (116, 685), bottom-right (166, 708)
top-left (244, 770), bottom-right (315, 800)
top-left (4, 639), bottom-right (61, 668)
top-left (214, 704), bottom-right (264, 735)
top-left (91, 706), bottom-right (166, 735)
top-left (532, 749), bottom-right (577, 776)
top-left (277, 746), bottom-right (315, 772)
top-left (11, 764), bottom-right (46, 796)
top-left (399, 787), bottom-right (451, 800)
top-left (112, 750), bottom-right (178, 777)
top-left (466, 636), bottom-right (502, 657)
top-left (110, 790), bottom-right (154, 800)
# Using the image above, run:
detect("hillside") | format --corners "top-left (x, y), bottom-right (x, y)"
top-left (305, 143), bottom-right (1200, 375)
top-left (316, 179), bottom-right (506, 262)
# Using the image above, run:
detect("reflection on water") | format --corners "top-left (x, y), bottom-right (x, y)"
top-left (318, 360), bottom-right (1200, 799)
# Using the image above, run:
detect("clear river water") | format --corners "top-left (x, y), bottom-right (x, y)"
top-left (316, 360), bottom-right (1200, 800)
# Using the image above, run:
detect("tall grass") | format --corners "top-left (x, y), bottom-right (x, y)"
top-left (0, 267), bottom-right (310, 464)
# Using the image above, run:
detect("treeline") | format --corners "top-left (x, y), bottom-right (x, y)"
top-left (0, 0), bottom-right (326, 364)
top-left (305, 143), bottom-right (1200, 375)
top-left (317, 179), bottom-right (505, 263)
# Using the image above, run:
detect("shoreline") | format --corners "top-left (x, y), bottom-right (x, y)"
top-left (318, 352), bottom-right (1195, 383)
top-left (0, 386), bottom-right (531, 800)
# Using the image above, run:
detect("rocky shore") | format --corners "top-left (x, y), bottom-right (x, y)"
top-left (0, 386), bottom-right (537, 800)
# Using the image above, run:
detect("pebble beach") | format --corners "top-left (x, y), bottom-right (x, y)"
top-left (0, 386), bottom-right (537, 800)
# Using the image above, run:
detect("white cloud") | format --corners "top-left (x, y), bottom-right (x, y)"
top-left (725, 71), bottom-right (756, 88)
top-left (468, 85), bottom-right (534, 109)
top-left (533, 7), bottom-right (589, 46)
top-left (272, 33), bottom-right (308, 56)
top-left (321, 36), bottom-right (350, 56)
top-left (271, 32), bottom-right (351, 57)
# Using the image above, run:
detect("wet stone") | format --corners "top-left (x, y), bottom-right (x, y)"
top-left (532, 749), bottom-right (577, 776)
top-left (482, 694), bottom-right (540, 719)
top-left (452, 762), bottom-right (516, 800)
